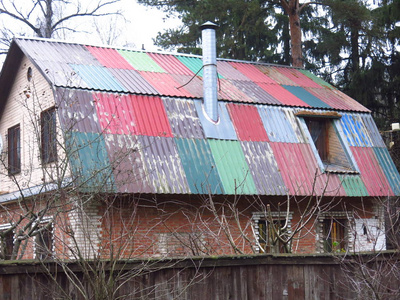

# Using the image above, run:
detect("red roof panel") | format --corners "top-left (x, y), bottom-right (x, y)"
top-left (86, 46), bottom-right (133, 69)
top-left (257, 83), bottom-right (310, 107)
top-left (229, 62), bottom-right (276, 84)
top-left (227, 103), bottom-right (269, 141)
top-left (274, 67), bottom-right (322, 88)
top-left (149, 53), bottom-right (194, 75)
top-left (139, 71), bottom-right (193, 98)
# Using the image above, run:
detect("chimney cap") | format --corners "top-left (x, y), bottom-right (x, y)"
top-left (200, 21), bottom-right (219, 30)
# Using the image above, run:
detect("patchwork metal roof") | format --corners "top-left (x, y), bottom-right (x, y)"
top-left (11, 37), bottom-right (400, 197)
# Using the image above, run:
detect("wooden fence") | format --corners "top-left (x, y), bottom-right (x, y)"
top-left (0, 252), bottom-right (399, 299)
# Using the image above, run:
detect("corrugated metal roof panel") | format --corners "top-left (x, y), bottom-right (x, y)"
top-left (175, 138), bottom-right (224, 194)
top-left (194, 100), bottom-right (237, 140)
top-left (282, 85), bottom-right (331, 109)
top-left (373, 147), bottom-right (400, 196)
top-left (139, 71), bottom-right (193, 98)
top-left (275, 67), bottom-right (322, 88)
top-left (104, 134), bottom-right (152, 193)
top-left (305, 87), bottom-right (352, 111)
top-left (257, 83), bottom-right (310, 107)
top-left (240, 141), bottom-right (286, 195)
top-left (351, 147), bottom-right (394, 196)
top-left (70, 64), bottom-right (127, 92)
top-left (170, 74), bottom-right (203, 98)
top-left (331, 89), bottom-right (370, 112)
top-left (176, 55), bottom-right (204, 77)
top-left (86, 46), bottom-right (133, 69)
top-left (138, 136), bottom-right (190, 194)
top-left (118, 50), bottom-right (165, 72)
top-left (256, 65), bottom-right (297, 86)
top-left (218, 79), bottom-right (254, 102)
top-left (108, 68), bottom-right (158, 95)
top-left (227, 103), bottom-right (269, 141)
top-left (163, 98), bottom-right (205, 139)
top-left (258, 106), bottom-right (305, 143)
top-left (298, 70), bottom-right (333, 89)
top-left (94, 93), bottom-right (173, 137)
top-left (340, 113), bottom-right (373, 147)
top-left (66, 132), bottom-right (115, 192)
top-left (229, 62), bottom-right (276, 83)
top-left (149, 53), bottom-right (193, 75)
top-left (208, 139), bottom-right (258, 195)
top-left (339, 175), bottom-right (369, 197)
top-left (230, 80), bottom-right (281, 104)
top-left (55, 88), bottom-right (101, 133)
top-left (217, 61), bottom-right (250, 81)
top-left (360, 114), bottom-right (386, 147)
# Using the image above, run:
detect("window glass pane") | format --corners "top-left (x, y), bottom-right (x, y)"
top-left (7, 125), bottom-right (21, 174)
top-left (41, 108), bottom-right (57, 163)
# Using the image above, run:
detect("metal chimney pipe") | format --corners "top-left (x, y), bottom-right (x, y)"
top-left (201, 21), bottom-right (219, 122)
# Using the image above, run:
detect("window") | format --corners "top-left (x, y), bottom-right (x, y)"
top-left (41, 107), bottom-right (57, 163)
top-left (7, 125), bottom-right (21, 174)
top-left (35, 223), bottom-right (53, 260)
top-left (297, 111), bottom-right (356, 173)
top-left (0, 229), bottom-right (14, 260)
top-left (322, 218), bottom-right (347, 252)
top-left (253, 212), bottom-right (292, 254)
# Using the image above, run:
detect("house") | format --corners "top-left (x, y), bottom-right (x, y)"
top-left (0, 24), bottom-right (399, 260)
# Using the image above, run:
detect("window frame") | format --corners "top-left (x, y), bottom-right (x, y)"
top-left (35, 221), bottom-right (54, 260)
top-left (7, 124), bottom-right (21, 175)
top-left (40, 107), bottom-right (57, 164)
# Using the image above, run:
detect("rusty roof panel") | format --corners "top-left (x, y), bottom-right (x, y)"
top-left (360, 114), bottom-right (386, 147)
top-left (229, 62), bottom-right (276, 83)
top-left (194, 100), bottom-right (237, 140)
top-left (170, 74), bottom-right (203, 98)
top-left (256, 65), bottom-right (297, 86)
top-left (257, 83), bottom-right (310, 107)
top-left (275, 67), bottom-right (322, 88)
top-left (217, 61), bottom-right (250, 81)
top-left (107, 68), bottom-right (158, 95)
top-left (240, 141), bottom-right (286, 195)
top-left (340, 113), bottom-right (373, 147)
top-left (138, 135), bottom-right (189, 194)
top-left (70, 64), bottom-right (127, 92)
top-left (373, 147), bottom-right (400, 196)
top-left (139, 71), bottom-right (193, 98)
top-left (230, 80), bottom-right (281, 104)
top-left (208, 139), bottom-right (258, 195)
top-left (175, 138), bottom-right (224, 194)
top-left (86, 46), bottom-right (133, 69)
top-left (305, 87), bottom-right (352, 111)
top-left (227, 103), bottom-right (269, 141)
top-left (163, 98), bottom-right (205, 139)
top-left (283, 85), bottom-right (331, 109)
top-left (104, 134), bottom-right (152, 193)
top-left (56, 88), bottom-right (101, 133)
top-left (351, 147), bottom-right (394, 197)
top-left (258, 106), bottom-right (305, 143)
top-left (331, 89), bottom-right (370, 112)
top-left (149, 53), bottom-right (193, 75)
top-left (218, 79), bottom-right (255, 102)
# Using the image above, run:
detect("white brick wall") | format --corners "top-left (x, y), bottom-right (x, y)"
top-left (352, 218), bottom-right (386, 252)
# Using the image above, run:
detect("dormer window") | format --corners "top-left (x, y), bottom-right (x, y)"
top-left (297, 111), bottom-right (357, 173)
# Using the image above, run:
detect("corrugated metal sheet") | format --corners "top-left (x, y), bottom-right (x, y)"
top-left (340, 113), bottom-right (373, 147)
top-left (34, 60), bottom-right (86, 88)
top-left (258, 106), bottom-right (305, 143)
top-left (257, 65), bottom-right (297, 86)
top-left (230, 80), bottom-right (281, 104)
top-left (331, 89), bottom-right (370, 112)
top-left (373, 147), bottom-right (400, 195)
top-left (55, 88), bottom-right (101, 133)
top-left (227, 103), bottom-right (269, 141)
top-left (275, 67), bottom-right (322, 88)
top-left (217, 61), bottom-right (250, 80)
top-left (299, 70), bottom-right (333, 89)
top-left (104, 134), bottom-right (152, 193)
top-left (339, 175), bottom-right (369, 197)
top-left (229, 62), bottom-right (276, 83)
top-left (175, 138), bottom-right (224, 194)
top-left (108, 68), bottom-right (158, 95)
top-left (194, 100), bottom-right (237, 140)
top-left (94, 93), bottom-right (173, 137)
top-left (360, 114), bottom-right (386, 147)
top-left (139, 71), bottom-right (193, 98)
top-left (86, 46), bottom-right (133, 69)
top-left (257, 83), bottom-right (310, 107)
top-left (240, 141), bottom-right (286, 195)
top-left (170, 74), bottom-right (203, 98)
top-left (208, 139), bottom-right (258, 195)
top-left (282, 85), bottom-right (331, 109)
top-left (305, 87), bottom-right (353, 111)
top-left (66, 132), bottom-right (115, 192)
top-left (138, 135), bottom-right (189, 194)
top-left (118, 50), bottom-right (165, 72)
top-left (70, 64), bottom-right (127, 92)
top-left (218, 79), bottom-right (254, 102)
top-left (163, 98), bottom-right (205, 139)
top-left (176, 55), bottom-right (204, 77)
top-left (149, 53), bottom-right (193, 75)
top-left (350, 147), bottom-right (394, 196)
